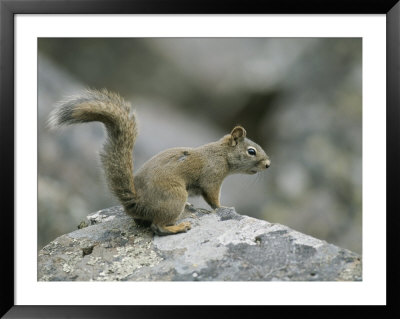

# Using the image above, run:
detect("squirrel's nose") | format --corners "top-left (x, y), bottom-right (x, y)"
top-left (265, 159), bottom-right (271, 168)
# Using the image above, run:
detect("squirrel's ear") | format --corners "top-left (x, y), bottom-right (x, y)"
top-left (230, 126), bottom-right (246, 146)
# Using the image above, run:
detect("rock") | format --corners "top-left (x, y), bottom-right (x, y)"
top-left (38, 206), bottom-right (362, 281)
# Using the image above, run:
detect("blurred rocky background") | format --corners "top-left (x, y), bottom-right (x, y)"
top-left (38, 38), bottom-right (362, 253)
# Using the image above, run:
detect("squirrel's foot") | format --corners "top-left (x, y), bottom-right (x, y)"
top-left (151, 222), bottom-right (191, 236)
top-left (178, 221), bottom-right (192, 231)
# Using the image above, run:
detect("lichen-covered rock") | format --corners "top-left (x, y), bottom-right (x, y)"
top-left (38, 206), bottom-right (362, 281)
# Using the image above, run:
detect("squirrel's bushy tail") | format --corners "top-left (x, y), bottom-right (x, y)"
top-left (49, 89), bottom-right (137, 208)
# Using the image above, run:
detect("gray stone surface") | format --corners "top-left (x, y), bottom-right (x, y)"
top-left (38, 206), bottom-right (362, 281)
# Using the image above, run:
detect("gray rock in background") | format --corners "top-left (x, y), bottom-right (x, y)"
top-left (38, 206), bottom-right (361, 281)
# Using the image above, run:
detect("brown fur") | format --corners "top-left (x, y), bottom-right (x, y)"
top-left (50, 89), bottom-right (271, 236)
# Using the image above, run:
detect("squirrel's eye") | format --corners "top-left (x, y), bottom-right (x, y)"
top-left (247, 147), bottom-right (257, 156)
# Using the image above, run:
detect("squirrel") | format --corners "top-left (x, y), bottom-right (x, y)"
top-left (49, 89), bottom-right (271, 236)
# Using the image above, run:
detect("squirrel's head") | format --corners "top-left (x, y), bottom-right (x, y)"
top-left (225, 126), bottom-right (270, 175)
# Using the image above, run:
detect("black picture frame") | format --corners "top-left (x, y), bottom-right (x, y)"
top-left (1, 0), bottom-right (399, 317)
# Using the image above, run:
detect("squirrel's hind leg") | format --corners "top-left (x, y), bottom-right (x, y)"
top-left (151, 222), bottom-right (191, 236)
top-left (149, 186), bottom-right (190, 235)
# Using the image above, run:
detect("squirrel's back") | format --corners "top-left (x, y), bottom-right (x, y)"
top-left (49, 89), bottom-right (137, 208)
